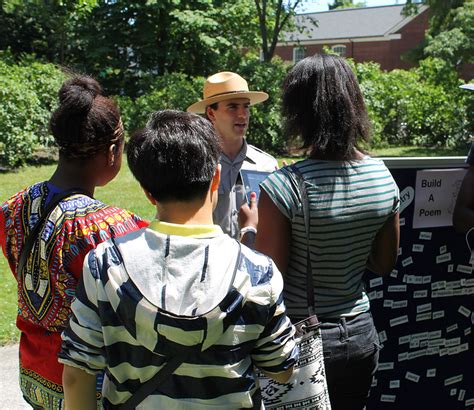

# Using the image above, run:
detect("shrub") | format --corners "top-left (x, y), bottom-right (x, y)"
top-left (117, 73), bottom-right (205, 136)
top-left (2, 52), bottom-right (470, 167)
top-left (355, 57), bottom-right (470, 148)
top-left (236, 54), bottom-right (291, 154)
top-left (0, 53), bottom-right (64, 167)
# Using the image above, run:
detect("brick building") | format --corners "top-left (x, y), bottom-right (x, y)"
top-left (275, 4), bottom-right (430, 71)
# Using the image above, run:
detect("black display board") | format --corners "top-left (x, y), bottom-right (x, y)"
top-left (366, 159), bottom-right (474, 410)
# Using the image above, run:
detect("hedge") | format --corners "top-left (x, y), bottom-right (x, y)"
top-left (1, 52), bottom-right (472, 168)
top-left (0, 52), bottom-right (64, 167)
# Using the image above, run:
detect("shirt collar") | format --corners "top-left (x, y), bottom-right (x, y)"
top-left (220, 140), bottom-right (252, 165)
top-left (243, 141), bottom-right (259, 164)
top-left (149, 220), bottom-right (223, 238)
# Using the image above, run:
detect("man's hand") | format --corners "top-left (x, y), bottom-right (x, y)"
top-left (238, 192), bottom-right (258, 230)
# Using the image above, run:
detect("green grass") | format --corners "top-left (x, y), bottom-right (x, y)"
top-left (0, 146), bottom-right (468, 344)
top-left (368, 145), bottom-right (466, 157)
top-left (279, 145), bottom-right (466, 164)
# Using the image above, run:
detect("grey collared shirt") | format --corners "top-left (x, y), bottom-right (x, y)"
top-left (214, 140), bottom-right (278, 238)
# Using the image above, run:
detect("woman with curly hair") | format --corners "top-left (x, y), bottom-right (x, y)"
top-left (255, 54), bottom-right (400, 410)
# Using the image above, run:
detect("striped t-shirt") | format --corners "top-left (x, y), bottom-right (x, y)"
top-left (261, 157), bottom-right (399, 319)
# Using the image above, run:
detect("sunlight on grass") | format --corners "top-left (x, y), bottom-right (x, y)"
top-left (278, 146), bottom-right (466, 165)
top-left (369, 145), bottom-right (466, 158)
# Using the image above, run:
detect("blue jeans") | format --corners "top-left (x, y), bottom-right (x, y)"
top-left (320, 311), bottom-right (380, 410)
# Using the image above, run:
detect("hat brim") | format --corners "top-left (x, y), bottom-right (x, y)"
top-left (187, 91), bottom-right (269, 113)
top-left (460, 84), bottom-right (474, 91)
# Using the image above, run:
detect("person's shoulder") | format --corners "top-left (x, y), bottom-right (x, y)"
top-left (247, 144), bottom-right (276, 161)
top-left (112, 225), bottom-right (148, 246)
top-left (1, 182), bottom-right (44, 216)
top-left (355, 155), bottom-right (391, 171)
top-left (103, 204), bottom-right (145, 221)
top-left (71, 201), bottom-right (147, 237)
top-left (4, 181), bottom-right (44, 202)
top-left (263, 162), bottom-right (298, 184)
top-left (79, 200), bottom-right (143, 221)
top-left (88, 226), bottom-right (148, 270)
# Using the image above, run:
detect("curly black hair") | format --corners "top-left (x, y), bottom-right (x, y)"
top-left (282, 54), bottom-right (371, 160)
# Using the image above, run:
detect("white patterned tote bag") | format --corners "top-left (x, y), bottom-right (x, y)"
top-left (258, 315), bottom-right (331, 409)
top-left (258, 164), bottom-right (331, 409)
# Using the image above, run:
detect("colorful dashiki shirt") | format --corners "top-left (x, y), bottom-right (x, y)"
top-left (0, 181), bottom-right (147, 409)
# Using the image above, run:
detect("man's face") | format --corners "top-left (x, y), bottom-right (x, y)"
top-left (207, 98), bottom-right (250, 143)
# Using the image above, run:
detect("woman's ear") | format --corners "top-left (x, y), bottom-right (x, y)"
top-left (211, 164), bottom-right (221, 193)
top-left (107, 144), bottom-right (117, 167)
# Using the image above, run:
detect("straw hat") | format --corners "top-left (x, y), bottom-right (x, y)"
top-left (187, 72), bottom-right (268, 114)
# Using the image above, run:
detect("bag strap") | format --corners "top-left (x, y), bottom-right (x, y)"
top-left (290, 165), bottom-right (315, 316)
top-left (119, 355), bottom-right (187, 410)
top-left (17, 188), bottom-right (89, 277)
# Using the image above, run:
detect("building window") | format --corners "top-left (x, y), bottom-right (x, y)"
top-left (293, 47), bottom-right (305, 63)
top-left (331, 44), bottom-right (347, 57)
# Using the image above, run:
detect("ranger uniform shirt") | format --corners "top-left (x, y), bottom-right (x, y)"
top-left (214, 140), bottom-right (277, 238)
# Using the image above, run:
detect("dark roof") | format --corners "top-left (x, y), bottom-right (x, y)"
top-left (283, 4), bottom-right (428, 42)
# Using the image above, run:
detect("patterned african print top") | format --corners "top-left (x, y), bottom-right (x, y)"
top-left (0, 181), bottom-right (147, 399)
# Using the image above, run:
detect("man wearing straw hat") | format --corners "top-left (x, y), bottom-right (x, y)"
top-left (187, 72), bottom-right (278, 241)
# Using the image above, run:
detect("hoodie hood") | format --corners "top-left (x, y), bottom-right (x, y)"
top-left (103, 227), bottom-right (252, 355)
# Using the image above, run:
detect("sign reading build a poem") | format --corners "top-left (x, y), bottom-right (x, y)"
top-left (413, 169), bottom-right (467, 229)
top-left (366, 161), bottom-right (474, 410)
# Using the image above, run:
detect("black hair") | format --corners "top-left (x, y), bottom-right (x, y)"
top-left (127, 110), bottom-right (221, 202)
top-left (282, 54), bottom-right (371, 160)
top-left (50, 76), bottom-right (123, 159)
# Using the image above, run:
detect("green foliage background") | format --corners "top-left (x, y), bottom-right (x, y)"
top-left (0, 0), bottom-right (473, 167)
top-left (1, 52), bottom-right (471, 168)
top-left (0, 52), bottom-right (65, 167)
top-left (356, 57), bottom-right (472, 149)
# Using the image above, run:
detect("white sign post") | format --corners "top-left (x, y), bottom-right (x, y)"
top-left (412, 169), bottom-right (467, 229)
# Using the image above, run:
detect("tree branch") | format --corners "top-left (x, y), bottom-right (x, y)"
top-left (254, 0), bottom-right (268, 59)
top-left (268, 0), bottom-right (301, 59)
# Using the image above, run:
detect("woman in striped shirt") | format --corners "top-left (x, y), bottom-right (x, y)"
top-left (255, 54), bottom-right (400, 410)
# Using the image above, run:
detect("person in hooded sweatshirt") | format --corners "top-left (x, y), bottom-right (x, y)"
top-left (59, 110), bottom-right (298, 409)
